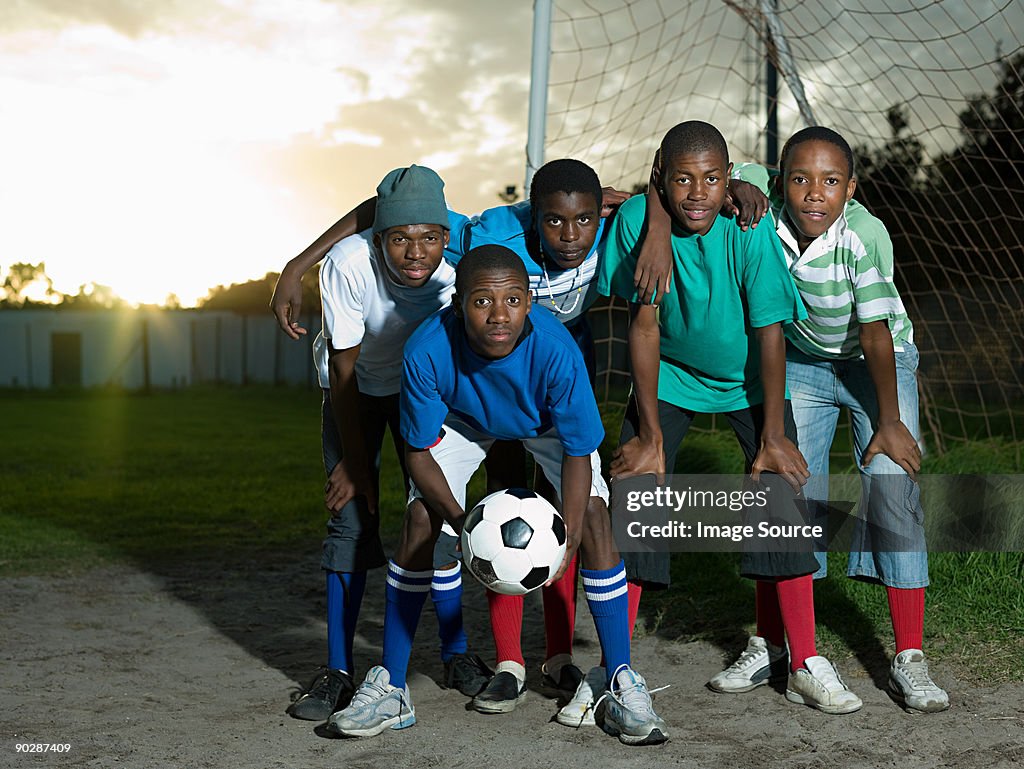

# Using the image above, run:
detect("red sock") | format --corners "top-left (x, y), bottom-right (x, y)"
top-left (601, 580), bottom-right (642, 668)
top-left (887, 586), bottom-right (925, 653)
top-left (755, 580), bottom-right (785, 648)
top-left (627, 580), bottom-right (642, 639)
top-left (542, 554), bottom-right (578, 660)
top-left (487, 590), bottom-right (525, 666)
top-left (776, 574), bottom-right (817, 671)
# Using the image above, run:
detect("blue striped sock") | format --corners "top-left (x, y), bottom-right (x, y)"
top-left (326, 570), bottom-right (366, 672)
top-left (382, 560), bottom-right (432, 690)
top-left (431, 564), bottom-right (467, 661)
top-left (581, 560), bottom-right (630, 685)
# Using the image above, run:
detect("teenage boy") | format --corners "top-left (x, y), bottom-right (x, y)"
top-left (286, 166), bottom-right (490, 723)
top-left (601, 120), bottom-right (862, 715)
top-left (327, 244), bottom-right (670, 746)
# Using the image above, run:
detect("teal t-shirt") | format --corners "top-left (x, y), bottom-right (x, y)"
top-left (597, 194), bottom-right (807, 413)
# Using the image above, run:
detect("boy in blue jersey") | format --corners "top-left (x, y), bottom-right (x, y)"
top-left (286, 166), bottom-right (491, 724)
top-left (602, 121), bottom-right (863, 715)
top-left (327, 244), bottom-right (670, 746)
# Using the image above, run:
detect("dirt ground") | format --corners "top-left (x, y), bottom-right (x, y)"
top-left (2, 556), bottom-right (1022, 769)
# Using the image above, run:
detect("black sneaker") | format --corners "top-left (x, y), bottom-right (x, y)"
top-left (442, 653), bottom-right (492, 697)
top-left (541, 663), bottom-right (584, 699)
top-left (286, 668), bottom-right (355, 721)
top-left (472, 671), bottom-right (527, 714)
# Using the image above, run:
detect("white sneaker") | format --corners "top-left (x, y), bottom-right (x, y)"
top-left (555, 666), bottom-right (605, 727)
top-left (785, 655), bottom-right (863, 714)
top-left (708, 636), bottom-right (788, 693)
top-left (600, 665), bottom-right (670, 745)
top-left (889, 649), bottom-right (950, 713)
top-left (326, 666), bottom-right (416, 737)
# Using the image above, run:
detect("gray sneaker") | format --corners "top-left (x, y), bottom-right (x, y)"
top-left (889, 649), bottom-right (950, 714)
top-left (785, 655), bottom-right (863, 714)
top-left (600, 665), bottom-right (670, 746)
top-left (326, 666), bottom-right (416, 737)
top-left (287, 667), bottom-right (355, 721)
top-left (708, 636), bottom-right (788, 693)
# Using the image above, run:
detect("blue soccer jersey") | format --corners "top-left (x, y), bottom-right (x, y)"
top-left (400, 304), bottom-right (604, 456)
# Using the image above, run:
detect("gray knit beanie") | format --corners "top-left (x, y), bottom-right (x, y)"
top-left (373, 165), bottom-right (449, 234)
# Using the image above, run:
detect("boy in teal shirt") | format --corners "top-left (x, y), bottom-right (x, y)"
top-left (600, 120), bottom-right (862, 715)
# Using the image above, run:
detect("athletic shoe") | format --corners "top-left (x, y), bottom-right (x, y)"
top-left (785, 655), bottom-right (863, 714)
top-left (600, 665), bottom-right (670, 746)
top-left (326, 666), bottom-right (416, 737)
top-left (442, 652), bottom-right (492, 697)
top-left (286, 667), bottom-right (355, 721)
top-left (471, 671), bottom-right (527, 714)
top-left (555, 665), bottom-right (605, 728)
top-left (888, 649), bottom-right (950, 714)
top-left (541, 661), bottom-right (584, 699)
top-left (708, 635), bottom-right (789, 693)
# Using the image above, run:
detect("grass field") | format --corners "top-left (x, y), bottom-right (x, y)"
top-left (1, 387), bottom-right (1021, 682)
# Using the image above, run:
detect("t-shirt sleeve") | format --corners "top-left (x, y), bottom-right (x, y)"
top-left (741, 223), bottom-right (808, 328)
top-left (444, 208), bottom-right (472, 265)
top-left (849, 207), bottom-right (905, 325)
top-left (596, 195), bottom-right (645, 303)
top-left (319, 241), bottom-right (371, 351)
top-left (545, 342), bottom-right (605, 456)
top-left (399, 351), bottom-right (449, 450)
top-left (733, 162), bottom-right (771, 195)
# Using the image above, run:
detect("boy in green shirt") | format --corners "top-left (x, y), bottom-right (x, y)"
top-left (599, 120), bottom-right (862, 715)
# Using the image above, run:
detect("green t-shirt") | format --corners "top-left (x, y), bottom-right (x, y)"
top-left (597, 194), bottom-right (807, 413)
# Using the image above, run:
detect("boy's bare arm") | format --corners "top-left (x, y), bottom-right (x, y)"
top-left (405, 447), bottom-right (468, 532)
top-left (751, 323), bottom-right (809, 491)
top-left (547, 453), bottom-right (590, 584)
top-left (270, 197), bottom-right (377, 338)
top-left (635, 156), bottom-right (673, 306)
top-left (859, 321), bottom-right (921, 477)
top-left (325, 343), bottom-right (377, 514)
top-left (610, 303), bottom-right (665, 479)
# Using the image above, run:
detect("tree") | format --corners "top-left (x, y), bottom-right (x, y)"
top-left (200, 271), bottom-right (321, 314)
top-left (1, 262), bottom-right (60, 307)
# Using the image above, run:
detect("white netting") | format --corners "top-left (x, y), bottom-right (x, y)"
top-left (546, 0), bottom-right (1024, 463)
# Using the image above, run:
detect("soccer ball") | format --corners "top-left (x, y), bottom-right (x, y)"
top-left (461, 488), bottom-right (568, 596)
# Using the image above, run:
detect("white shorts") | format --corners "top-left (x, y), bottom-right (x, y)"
top-left (408, 414), bottom-right (609, 513)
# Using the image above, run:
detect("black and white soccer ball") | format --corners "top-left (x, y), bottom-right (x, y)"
top-left (461, 488), bottom-right (568, 596)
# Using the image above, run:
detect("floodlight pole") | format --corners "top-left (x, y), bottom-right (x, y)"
top-left (525, 0), bottom-right (553, 198)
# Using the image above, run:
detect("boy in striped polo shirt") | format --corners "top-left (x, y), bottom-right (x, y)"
top-left (731, 125), bottom-right (949, 713)
top-left (327, 245), bottom-right (670, 745)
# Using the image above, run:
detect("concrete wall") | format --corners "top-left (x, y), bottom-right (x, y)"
top-left (0, 309), bottom-right (318, 389)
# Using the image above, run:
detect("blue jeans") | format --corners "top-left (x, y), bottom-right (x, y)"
top-left (787, 343), bottom-right (929, 588)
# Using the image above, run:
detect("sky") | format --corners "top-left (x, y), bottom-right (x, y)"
top-left (1, 0), bottom-right (1020, 307)
top-left (0, 0), bottom-right (535, 306)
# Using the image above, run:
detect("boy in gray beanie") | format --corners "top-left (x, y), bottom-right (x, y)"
top-left (287, 165), bottom-right (491, 726)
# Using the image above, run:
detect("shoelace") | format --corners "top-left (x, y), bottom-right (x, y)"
top-left (349, 677), bottom-right (391, 708)
top-left (590, 666), bottom-right (671, 722)
top-left (726, 645), bottom-right (765, 673)
top-left (897, 659), bottom-right (934, 689)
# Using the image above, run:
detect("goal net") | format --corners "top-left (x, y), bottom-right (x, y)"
top-left (545, 0), bottom-right (1024, 465)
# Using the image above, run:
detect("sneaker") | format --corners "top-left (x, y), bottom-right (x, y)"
top-left (472, 671), bottom-right (527, 714)
top-left (443, 652), bottom-right (492, 697)
top-left (286, 667), bottom-right (355, 721)
top-left (541, 661), bottom-right (585, 699)
top-left (326, 666), bottom-right (416, 737)
top-left (600, 665), bottom-right (670, 746)
top-left (889, 649), bottom-right (950, 714)
top-left (555, 665), bottom-right (605, 728)
top-left (785, 655), bottom-right (863, 714)
top-left (708, 636), bottom-right (788, 693)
